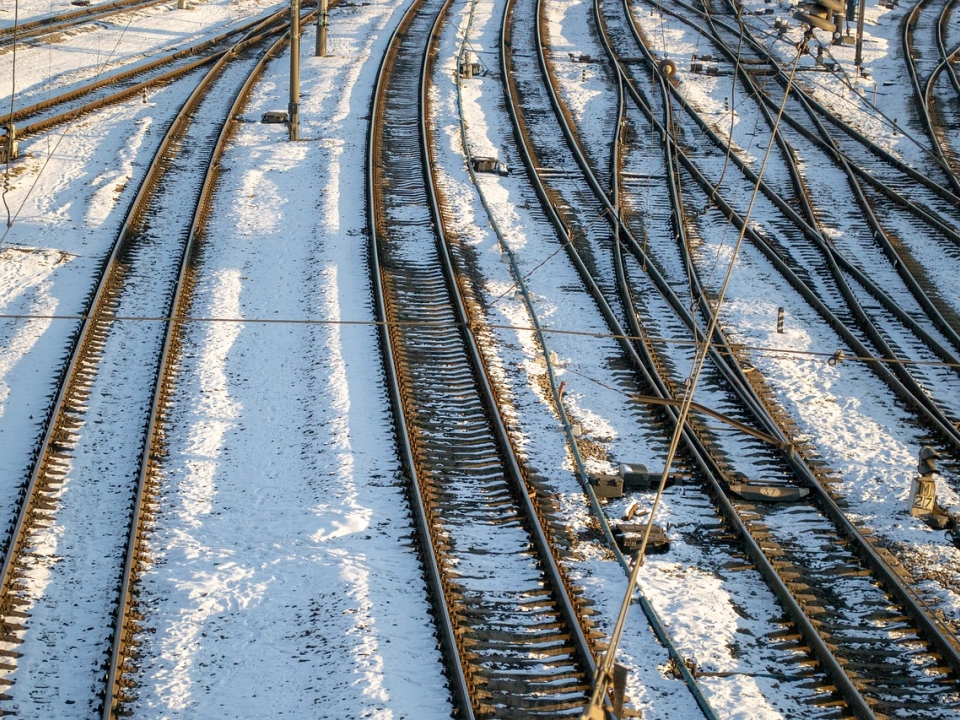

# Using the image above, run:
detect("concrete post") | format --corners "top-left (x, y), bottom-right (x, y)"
top-left (316, 0), bottom-right (328, 56)
top-left (289, 0), bottom-right (301, 141)
top-left (855, 0), bottom-right (866, 69)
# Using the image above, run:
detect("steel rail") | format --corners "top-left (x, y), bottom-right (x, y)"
top-left (628, 0), bottom-right (960, 447)
top-left (372, 0), bottom-right (598, 712)
top-left (500, 0), bottom-right (724, 715)
top-left (646, 0), bottom-right (960, 362)
top-left (99, 12), bottom-right (311, 716)
top-left (1, 11), bottom-right (288, 601)
top-left (607, 0), bottom-right (960, 684)
top-left (616, 1), bottom-right (959, 452)
top-left (555, 0), bottom-right (950, 464)
top-left (0, 0), bottom-right (170, 47)
top-left (706, 0), bottom-right (960, 207)
top-left (505, 0), bottom-right (732, 714)
top-left (670, 26), bottom-right (960, 367)
top-left (533, 0), bottom-right (960, 713)
top-left (609, 0), bottom-right (959, 461)
top-left (516, 0), bottom-right (960, 708)
top-left (2, 8), bottom-right (287, 132)
top-left (472, 18), bottom-right (726, 719)
top-left (538, 0), bottom-right (822, 450)
top-left (521, 0), bottom-right (884, 714)
top-left (903, 0), bottom-right (960, 194)
top-left (920, 0), bottom-right (960, 174)
top-left (454, 0), bottom-right (614, 570)
top-left (935, 0), bottom-right (960, 100)
top-left (582, 6), bottom-right (881, 718)
top-left (0, 27), bottom-right (250, 633)
top-left (421, 0), bottom-right (599, 701)
top-left (365, 0), bottom-right (473, 711)
top-left (686, 8), bottom-right (960, 422)
top-left (457, 16), bottom-right (629, 715)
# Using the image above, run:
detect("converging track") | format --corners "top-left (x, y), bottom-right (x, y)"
top-left (4, 0), bottom-right (960, 715)
top-left (0, 13), bottom-right (304, 718)
top-left (509, 0), bottom-right (960, 712)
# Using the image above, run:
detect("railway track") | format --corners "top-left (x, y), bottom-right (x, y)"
top-left (700, 0), bottom-right (960, 223)
top-left (626, 0), bottom-right (960, 453)
top-left (645, 1), bottom-right (960, 358)
top-left (0, 15), bottom-right (301, 718)
top-left (1, 8), bottom-right (288, 139)
top-left (2, 0), bottom-right (960, 713)
top-left (715, 0), bottom-right (960, 258)
top-left (367, 0), bottom-right (600, 715)
top-left (927, 0), bottom-right (960, 170)
top-left (667, 0), bottom-right (960, 502)
top-left (497, 0), bottom-right (960, 712)
top-left (0, 0), bottom-right (169, 48)
top-left (500, 0), bottom-right (865, 714)
top-left (435, 0), bottom-right (829, 714)
top-left (903, 0), bottom-right (960, 190)
top-left (612, 0), bottom-right (960, 708)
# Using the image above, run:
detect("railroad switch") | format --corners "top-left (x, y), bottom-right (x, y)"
top-left (261, 110), bottom-right (289, 124)
top-left (459, 52), bottom-right (482, 78)
top-left (471, 156), bottom-right (509, 176)
top-left (459, 61), bottom-right (482, 78)
top-left (726, 471), bottom-right (810, 502)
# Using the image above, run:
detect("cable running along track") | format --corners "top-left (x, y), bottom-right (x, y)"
top-left (497, 0), bottom-right (960, 712)
top-left (367, 0), bottom-right (600, 715)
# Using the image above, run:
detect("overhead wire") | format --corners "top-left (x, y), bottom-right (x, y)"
top-left (700, 5), bottom-right (775, 290)
top-left (655, 0), bottom-right (955, 190)
top-left (641, 0), bottom-right (764, 316)
top-left (585, 35), bottom-right (809, 716)
top-left (0, 7), bottom-right (139, 246)
top-left (703, 0), bottom-right (746, 211)
top-left (6, 309), bottom-right (960, 372)
top-left (742, 2), bottom-right (948, 172)
top-left (485, 200), bottom-right (616, 308)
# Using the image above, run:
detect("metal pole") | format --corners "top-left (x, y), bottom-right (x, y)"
top-left (855, 0), bottom-right (866, 70)
top-left (316, 0), bottom-right (328, 56)
top-left (289, 0), bottom-right (300, 141)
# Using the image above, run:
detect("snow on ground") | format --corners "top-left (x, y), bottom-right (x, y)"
top-left (1, 0), bottom-right (451, 716)
top-left (429, 0), bottom-right (840, 715)
top-left (734, 0), bottom-right (938, 167)
top-left (129, 4), bottom-right (452, 717)
top-left (1, 0), bottom-right (283, 108)
top-left (617, 0), bottom-right (960, 614)
top-left (0, 72), bottom-right (204, 543)
top-left (1, 0), bottom-right (960, 714)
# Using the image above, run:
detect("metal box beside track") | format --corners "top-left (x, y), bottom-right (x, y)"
top-left (613, 523), bottom-right (670, 554)
top-left (619, 463), bottom-right (681, 491)
top-left (261, 110), bottom-right (289, 124)
top-left (471, 156), bottom-right (509, 176)
top-left (590, 474), bottom-right (624, 499)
